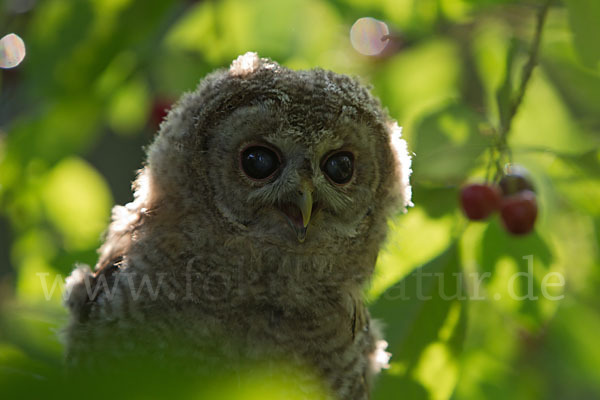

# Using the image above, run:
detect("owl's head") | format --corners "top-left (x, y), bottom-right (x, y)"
top-left (143, 53), bottom-right (411, 255)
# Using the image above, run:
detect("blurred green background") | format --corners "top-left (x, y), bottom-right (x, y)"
top-left (1, 0), bottom-right (599, 398)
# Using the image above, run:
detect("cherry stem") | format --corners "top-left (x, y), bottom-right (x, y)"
top-left (501, 0), bottom-right (552, 140)
top-left (490, 0), bottom-right (552, 183)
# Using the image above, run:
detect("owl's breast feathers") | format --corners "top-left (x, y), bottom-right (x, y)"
top-left (65, 250), bottom-right (385, 399)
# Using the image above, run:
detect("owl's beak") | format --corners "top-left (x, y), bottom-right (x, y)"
top-left (278, 181), bottom-right (314, 243)
top-left (276, 181), bottom-right (313, 243)
top-left (293, 183), bottom-right (313, 243)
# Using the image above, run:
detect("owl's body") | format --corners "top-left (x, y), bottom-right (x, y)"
top-left (64, 53), bottom-right (411, 399)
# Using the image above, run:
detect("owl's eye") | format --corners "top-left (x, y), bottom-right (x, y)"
top-left (322, 151), bottom-right (354, 185)
top-left (240, 145), bottom-right (281, 180)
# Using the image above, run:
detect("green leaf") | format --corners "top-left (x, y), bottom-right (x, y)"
top-left (371, 207), bottom-right (454, 299)
top-left (478, 218), bottom-right (553, 276)
top-left (542, 33), bottom-right (600, 119)
top-left (372, 39), bottom-right (462, 143)
top-left (41, 157), bottom-right (112, 251)
top-left (548, 150), bottom-right (600, 215)
top-left (476, 218), bottom-right (558, 331)
top-left (464, 0), bottom-right (520, 5)
top-left (166, 0), bottom-right (341, 66)
top-left (543, 302), bottom-right (600, 396)
top-left (5, 99), bottom-right (101, 166)
top-left (565, 0), bottom-right (600, 69)
top-left (509, 70), bottom-right (589, 154)
top-left (371, 243), bottom-right (467, 400)
top-left (496, 38), bottom-right (518, 131)
top-left (595, 218), bottom-right (600, 252)
top-left (412, 103), bottom-right (491, 185)
top-left (411, 183), bottom-right (459, 219)
top-left (107, 76), bottom-right (150, 136)
top-left (470, 18), bottom-right (513, 127)
top-left (372, 243), bottom-right (465, 363)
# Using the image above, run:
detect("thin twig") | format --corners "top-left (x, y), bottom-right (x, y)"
top-left (486, 0), bottom-right (552, 182)
top-left (502, 0), bottom-right (552, 139)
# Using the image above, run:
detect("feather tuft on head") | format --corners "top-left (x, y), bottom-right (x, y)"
top-left (230, 52), bottom-right (261, 76)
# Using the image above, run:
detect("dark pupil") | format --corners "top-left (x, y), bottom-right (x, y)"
top-left (241, 146), bottom-right (279, 180)
top-left (324, 152), bottom-right (353, 184)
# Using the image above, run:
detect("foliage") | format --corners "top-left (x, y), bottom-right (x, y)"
top-left (1, 0), bottom-right (599, 398)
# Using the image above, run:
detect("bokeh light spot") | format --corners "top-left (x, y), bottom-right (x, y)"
top-left (350, 17), bottom-right (390, 56)
top-left (0, 33), bottom-right (26, 69)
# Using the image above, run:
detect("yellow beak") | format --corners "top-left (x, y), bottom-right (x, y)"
top-left (292, 181), bottom-right (313, 242)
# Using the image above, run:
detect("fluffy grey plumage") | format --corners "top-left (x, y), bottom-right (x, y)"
top-left (64, 53), bottom-right (411, 399)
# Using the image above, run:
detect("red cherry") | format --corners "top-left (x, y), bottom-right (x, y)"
top-left (149, 98), bottom-right (173, 130)
top-left (499, 172), bottom-right (534, 196)
top-left (460, 183), bottom-right (501, 221)
top-left (500, 190), bottom-right (538, 235)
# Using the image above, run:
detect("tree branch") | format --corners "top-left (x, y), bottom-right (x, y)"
top-left (502, 0), bottom-right (553, 139)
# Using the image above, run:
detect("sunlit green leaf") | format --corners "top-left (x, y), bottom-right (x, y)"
top-left (509, 70), bottom-right (589, 154)
top-left (5, 99), bottom-right (102, 166)
top-left (546, 152), bottom-right (600, 215)
top-left (372, 39), bottom-right (462, 141)
top-left (452, 299), bottom-right (522, 400)
top-left (0, 305), bottom-right (65, 364)
top-left (565, 0), bottom-right (600, 69)
top-left (107, 76), bottom-right (150, 135)
top-left (439, 0), bottom-right (473, 22)
top-left (464, 0), bottom-right (520, 4)
top-left (477, 218), bottom-right (559, 330)
top-left (496, 38), bottom-right (518, 132)
top-left (0, 342), bottom-right (54, 383)
top-left (412, 102), bottom-right (491, 185)
top-left (91, 0), bottom-right (134, 17)
top-left (371, 207), bottom-right (455, 299)
top-left (471, 18), bottom-right (513, 126)
top-left (373, 244), bottom-right (465, 363)
top-left (16, 256), bottom-right (64, 306)
top-left (11, 229), bottom-right (57, 268)
top-left (336, 0), bottom-right (440, 31)
top-left (41, 157), bottom-right (112, 250)
top-left (94, 51), bottom-right (138, 97)
top-left (411, 183), bottom-right (458, 219)
top-left (166, 0), bottom-right (341, 66)
top-left (542, 11), bottom-right (600, 119)
top-left (372, 243), bottom-right (466, 400)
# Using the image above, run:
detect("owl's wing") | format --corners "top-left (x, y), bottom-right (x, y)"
top-left (350, 297), bottom-right (391, 395)
top-left (351, 298), bottom-right (368, 341)
top-left (65, 256), bottom-right (124, 323)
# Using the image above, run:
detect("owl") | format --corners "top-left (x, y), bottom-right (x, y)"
top-left (64, 52), bottom-right (411, 399)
